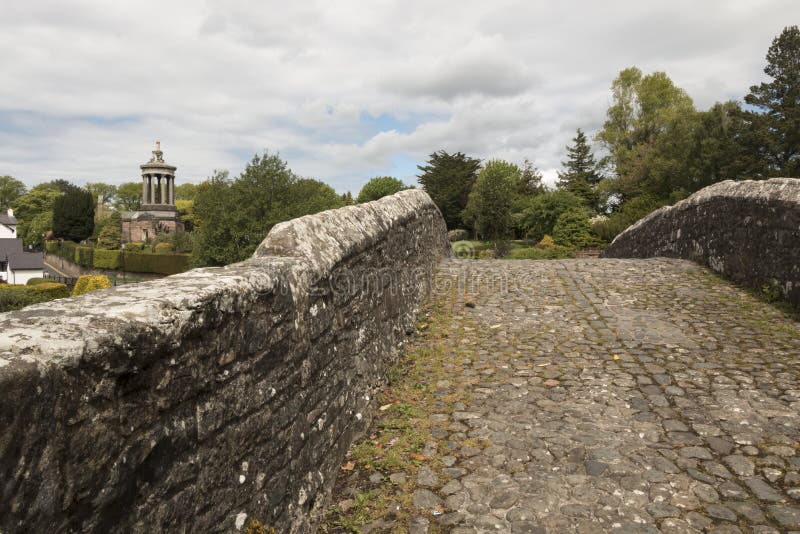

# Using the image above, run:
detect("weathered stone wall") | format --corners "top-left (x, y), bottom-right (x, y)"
top-left (0, 190), bottom-right (449, 533)
top-left (603, 178), bottom-right (800, 306)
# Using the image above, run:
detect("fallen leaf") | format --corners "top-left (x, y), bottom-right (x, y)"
top-left (379, 404), bottom-right (393, 411)
top-left (341, 461), bottom-right (355, 471)
top-left (369, 434), bottom-right (377, 439)
top-left (490, 323), bottom-right (502, 329)
top-left (613, 354), bottom-right (620, 361)
top-left (410, 453), bottom-right (427, 461)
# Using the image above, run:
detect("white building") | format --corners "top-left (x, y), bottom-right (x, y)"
top-left (0, 208), bottom-right (17, 238)
top-left (0, 238), bottom-right (44, 285)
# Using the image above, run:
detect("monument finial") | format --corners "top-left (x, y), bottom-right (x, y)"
top-left (156, 140), bottom-right (161, 151)
top-left (150, 140), bottom-right (164, 163)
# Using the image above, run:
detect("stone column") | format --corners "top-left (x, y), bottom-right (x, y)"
top-left (142, 176), bottom-right (148, 205)
top-left (160, 175), bottom-right (166, 204)
top-left (150, 175), bottom-right (156, 206)
top-left (169, 176), bottom-right (174, 205)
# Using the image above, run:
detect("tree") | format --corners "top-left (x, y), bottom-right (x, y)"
top-left (0, 176), bottom-right (26, 210)
top-left (417, 150), bottom-right (481, 229)
top-left (52, 188), bottom-right (94, 242)
top-left (518, 158), bottom-right (545, 197)
top-left (462, 160), bottom-right (519, 248)
top-left (175, 183), bottom-right (199, 200)
top-left (518, 190), bottom-right (585, 242)
top-left (96, 211), bottom-right (122, 249)
top-left (49, 179), bottom-right (81, 194)
top-left (11, 184), bottom-right (61, 247)
top-left (192, 151), bottom-right (347, 266)
top-left (192, 171), bottom-right (234, 266)
top-left (742, 25), bottom-right (800, 177)
top-left (557, 129), bottom-right (602, 211)
top-left (289, 178), bottom-right (346, 216)
top-left (356, 176), bottom-right (408, 203)
top-left (85, 182), bottom-right (118, 206)
top-left (116, 182), bottom-right (142, 211)
top-left (596, 67), bottom-right (696, 204)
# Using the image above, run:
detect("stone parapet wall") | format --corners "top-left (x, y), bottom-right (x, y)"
top-left (0, 190), bottom-right (449, 533)
top-left (603, 178), bottom-right (800, 306)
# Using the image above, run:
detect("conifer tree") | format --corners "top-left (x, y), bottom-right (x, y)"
top-left (743, 25), bottom-right (800, 177)
top-left (557, 129), bottom-right (601, 210)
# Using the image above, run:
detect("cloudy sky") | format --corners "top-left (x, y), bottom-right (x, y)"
top-left (0, 1), bottom-right (796, 193)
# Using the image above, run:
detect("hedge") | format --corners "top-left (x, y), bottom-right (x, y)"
top-left (25, 278), bottom-right (49, 286)
top-left (93, 249), bottom-right (122, 270)
top-left (75, 246), bottom-right (94, 268)
top-left (0, 283), bottom-right (70, 312)
top-left (47, 240), bottom-right (78, 264)
top-left (121, 252), bottom-right (191, 275)
top-left (154, 242), bottom-right (174, 254)
top-left (72, 275), bottom-right (112, 297)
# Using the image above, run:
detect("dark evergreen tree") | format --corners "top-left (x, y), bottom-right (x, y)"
top-left (743, 25), bottom-right (800, 177)
top-left (518, 158), bottom-right (545, 196)
top-left (417, 150), bottom-right (481, 229)
top-left (52, 187), bottom-right (94, 242)
top-left (557, 129), bottom-right (602, 210)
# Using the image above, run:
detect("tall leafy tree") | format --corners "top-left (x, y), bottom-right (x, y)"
top-left (116, 182), bottom-right (143, 211)
top-left (52, 187), bottom-right (94, 242)
top-left (462, 160), bottom-right (519, 247)
top-left (175, 183), bottom-right (199, 201)
top-left (356, 176), bottom-right (408, 203)
top-left (11, 184), bottom-right (61, 247)
top-left (85, 182), bottom-right (118, 206)
top-left (0, 176), bottom-right (26, 210)
top-left (597, 67), bottom-right (696, 203)
top-left (417, 150), bottom-right (481, 229)
top-left (742, 25), bottom-right (800, 177)
top-left (192, 171), bottom-right (234, 266)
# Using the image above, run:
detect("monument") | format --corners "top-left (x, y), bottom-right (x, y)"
top-left (121, 141), bottom-right (184, 242)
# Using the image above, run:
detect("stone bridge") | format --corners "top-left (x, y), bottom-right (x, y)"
top-left (0, 180), bottom-right (798, 533)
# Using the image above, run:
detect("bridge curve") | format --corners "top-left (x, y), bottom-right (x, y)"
top-left (604, 178), bottom-right (800, 307)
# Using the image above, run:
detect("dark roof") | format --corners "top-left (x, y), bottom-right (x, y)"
top-left (0, 239), bottom-right (43, 270)
top-left (0, 238), bottom-right (23, 256)
top-left (0, 214), bottom-right (18, 226)
top-left (9, 252), bottom-right (43, 270)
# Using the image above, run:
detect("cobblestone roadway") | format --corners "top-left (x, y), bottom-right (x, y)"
top-left (332, 259), bottom-right (800, 533)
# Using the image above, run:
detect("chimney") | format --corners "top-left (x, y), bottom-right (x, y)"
top-left (6, 208), bottom-right (12, 218)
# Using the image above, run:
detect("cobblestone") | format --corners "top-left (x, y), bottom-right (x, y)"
top-left (327, 258), bottom-right (800, 532)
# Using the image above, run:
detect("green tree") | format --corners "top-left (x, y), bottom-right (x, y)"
top-left (289, 178), bottom-right (346, 216)
top-left (557, 129), bottom-right (602, 211)
top-left (11, 184), bottom-right (61, 247)
top-left (85, 182), bottom-right (118, 206)
top-left (462, 160), bottom-right (519, 248)
top-left (49, 179), bottom-right (81, 194)
top-left (0, 176), bottom-right (26, 210)
top-left (417, 150), bottom-right (481, 229)
top-left (340, 191), bottom-right (355, 205)
top-left (518, 190), bottom-right (585, 242)
top-left (191, 171), bottom-right (234, 266)
top-left (356, 176), bottom-right (408, 203)
top-left (116, 182), bottom-right (142, 211)
top-left (175, 183), bottom-right (199, 200)
top-left (96, 211), bottom-right (122, 249)
top-left (742, 25), bottom-right (800, 177)
top-left (53, 188), bottom-right (94, 242)
top-left (597, 67), bottom-right (697, 204)
top-left (518, 158), bottom-right (545, 197)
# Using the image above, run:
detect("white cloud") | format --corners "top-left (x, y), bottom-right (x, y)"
top-left (0, 0), bottom-right (797, 193)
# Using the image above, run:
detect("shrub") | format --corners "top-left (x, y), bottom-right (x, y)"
top-left (552, 208), bottom-right (601, 248)
top-left (536, 235), bottom-right (556, 249)
top-left (45, 240), bottom-right (58, 253)
top-left (125, 241), bottom-right (146, 252)
top-left (93, 248), bottom-right (122, 270)
top-left (122, 252), bottom-right (191, 275)
top-left (74, 246), bottom-right (94, 268)
top-left (505, 245), bottom-right (575, 260)
top-left (0, 283), bottom-right (69, 312)
top-left (96, 211), bottom-right (122, 249)
top-left (154, 242), bottom-right (174, 254)
top-left (48, 240), bottom-right (78, 263)
top-left (72, 275), bottom-right (112, 297)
